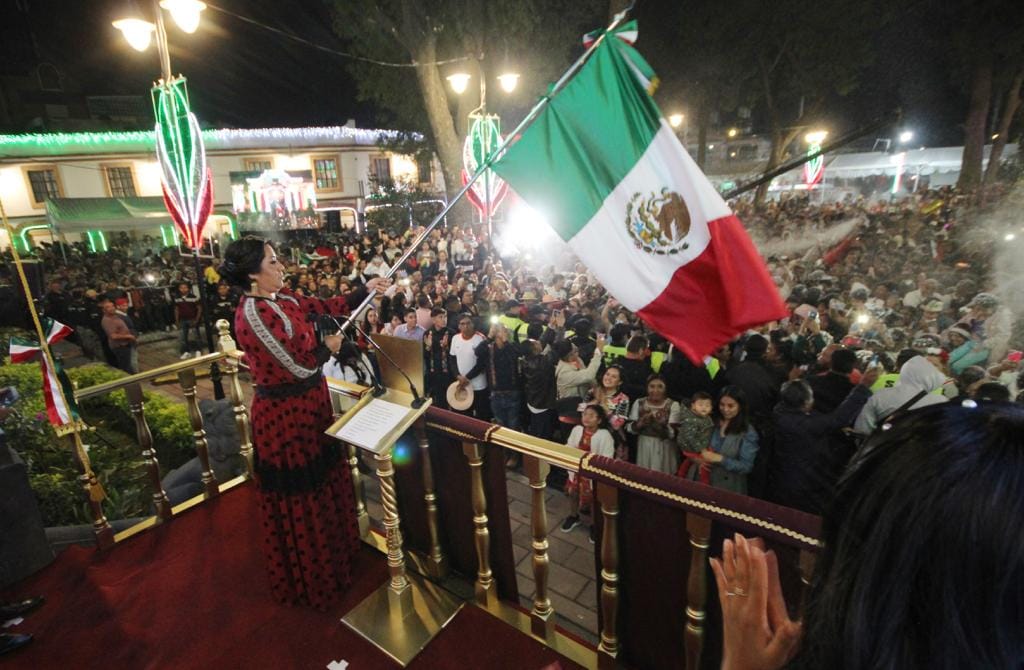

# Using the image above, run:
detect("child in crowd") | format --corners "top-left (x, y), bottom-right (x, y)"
top-left (560, 404), bottom-right (615, 540)
top-left (676, 391), bottom-right (715, 482)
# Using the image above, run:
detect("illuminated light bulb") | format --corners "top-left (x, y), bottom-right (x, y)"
top-left (497, 73), bottom-right (519, 93)
top-left (447, 73), bottom-right (471, 95)
top-left (805, 130), bottom-right (828, 145)
top-left (898, 131), bottom-right (913, 143)
top-left (1005, 233), bottom-right (1016, 241)
top-left (727, 128), bottom-right (738, 138)
top-left (160, 0), bottom-right (206, 34)
top-left (668, 113), bottom-right (684, 128)
top-left (113, 18), bottom-right (156, 52)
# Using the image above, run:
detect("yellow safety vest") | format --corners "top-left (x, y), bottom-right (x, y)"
top-left (498, 314), bottom-right (524, 335)
top-left (651, 351), bottom-right (666, 373)
top-left (602, 344), bottom-right (628, 367)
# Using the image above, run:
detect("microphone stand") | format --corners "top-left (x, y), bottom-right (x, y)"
top-left (330, 315), bottom-right (427, 409)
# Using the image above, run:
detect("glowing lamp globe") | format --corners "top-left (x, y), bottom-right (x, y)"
top-left (497, 73), bottom-right (520, 93)
top-left (113, 18), bottom-right (156, 52)
top-left (805, 130), bottom-right (828, 145)
top-left (668, 113), bottom-right (684, 128)
top-left (898, 131), bottom-right (913, 143)
top-left (447, 73), bottom-right (471, 95)
top-left (160, 0), bottom-right (207, 34)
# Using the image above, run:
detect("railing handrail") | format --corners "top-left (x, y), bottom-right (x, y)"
top-left (325, 377), bottom-right (821, 550)
top-left (74, 350), bottom-right (243, 400)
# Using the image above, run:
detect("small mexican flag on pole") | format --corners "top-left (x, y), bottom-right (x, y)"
top-left (10, 318), bottom-right (80, 426)
top-left (492, 26), bottom-right (786, 362)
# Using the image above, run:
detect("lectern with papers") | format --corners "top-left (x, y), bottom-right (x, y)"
top-left (325, 338), bottom-right (461, 666)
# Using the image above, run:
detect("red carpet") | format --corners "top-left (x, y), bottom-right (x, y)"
top-left (1, 483), bottom-right (585, 669)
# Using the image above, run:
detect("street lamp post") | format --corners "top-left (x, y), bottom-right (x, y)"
top-left (447, 65), bottom-right (518, 239)
top-left (115, 0), bottom-right (224, 399)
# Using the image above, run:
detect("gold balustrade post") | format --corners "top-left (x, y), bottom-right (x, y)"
top-left (684, 513), bottom-right (713, 670)
top-left (65, 433), bottom-right (115, 549)
top-left (177, 368), bottom-right (219, 498)
top-left (596, 482), bottom-right (620, 667)
top-left (125, 383), bottom-right (172, 521)
top-left (374, 448), bottom-right (413, 612)
top-left (462, 440), bottom-right (495, 607)
top-left (415, 418), bottom-right (447, 578)
top-left (523, 454), bottom-right (554, 639)
top-left (216, 319), bottom-right (253, 476)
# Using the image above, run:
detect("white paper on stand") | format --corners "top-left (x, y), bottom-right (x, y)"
top-left (333, 398), bottom-right (412, 452)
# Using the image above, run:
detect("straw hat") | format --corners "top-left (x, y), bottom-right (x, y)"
top-left (446, 381), bottom-right (474, 411)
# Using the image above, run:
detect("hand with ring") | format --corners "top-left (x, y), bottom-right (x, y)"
top-left (710, 533), bottom-right (802, 670)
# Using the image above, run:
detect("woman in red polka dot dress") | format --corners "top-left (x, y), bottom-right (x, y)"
top-left (220, 237), bottom-right (388, 609)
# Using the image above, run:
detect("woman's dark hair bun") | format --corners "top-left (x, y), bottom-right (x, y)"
top-left (220, 236), bottom-right (269, 288)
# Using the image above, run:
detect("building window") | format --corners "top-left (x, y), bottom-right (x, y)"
top-left (372, 157), bottom-right (392, 187)
top-left (244, 158), bottom-right (273, 172)
top-left (105, 166), bottom-right (137, 198)
top-left (313, 156), bottom-right (340, 190)
top-left (416, 155), bottom-right (433, 184)
top-left (26, 168), bottom-right (61, 205)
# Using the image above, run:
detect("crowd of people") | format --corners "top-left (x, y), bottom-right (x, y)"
top-left (7, 187), bottom-right (1023, 517)
top-left (3, 184), bottom-right (1023, 664)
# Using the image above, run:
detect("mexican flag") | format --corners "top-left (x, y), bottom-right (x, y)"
top-left (492, 30), bottom-right (786, 362)
top-left (10, 318), bottom-right (80, 426)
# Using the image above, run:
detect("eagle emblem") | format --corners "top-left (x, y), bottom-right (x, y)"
top-left (625, 188), bottom-right (692, 255)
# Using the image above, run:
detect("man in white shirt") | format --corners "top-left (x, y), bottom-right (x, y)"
top-left (393, 309), bottom-right (426, 341)
top-left (449, 313), bottom-right (490, 419)
top-left (364, 255), bottom-right (391, 278)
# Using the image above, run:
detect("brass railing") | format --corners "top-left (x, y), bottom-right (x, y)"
top-left (326, 378), bottom-right (822, 669)
top-left (52, 337), bottom-right (818, 670)
top-left (69, 320), bottom-right (253, 545)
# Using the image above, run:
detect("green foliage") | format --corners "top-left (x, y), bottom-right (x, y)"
top-left (365, 178), bottom-right (446, 234)
top-left (1, 361), bottom-right (195, 527)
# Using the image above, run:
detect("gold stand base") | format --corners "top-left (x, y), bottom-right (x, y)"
top-left (341, 572), bottom-right (464, 666)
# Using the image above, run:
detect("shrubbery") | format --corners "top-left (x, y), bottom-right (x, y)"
top-left (1, 335), bottom-right (197, 527)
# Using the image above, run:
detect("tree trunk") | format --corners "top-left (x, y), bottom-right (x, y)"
top-left (413, 39), bottom-right (471, 225)
top-left (754, 131), bottom-right (786, 207)
top-left (983, 63), bottom-right (1024, 187)
top-left (957, 55), bottom-right (994, 192)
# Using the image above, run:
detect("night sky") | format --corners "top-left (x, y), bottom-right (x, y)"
top-left (14, 0), bottom-right (967, 146)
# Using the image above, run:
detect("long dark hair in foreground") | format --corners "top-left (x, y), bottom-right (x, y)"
top-left (795, 402), bottom-right (1024, 669)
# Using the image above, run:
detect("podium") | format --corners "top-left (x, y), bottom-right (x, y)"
top-left (326, 383), bottom-right (462, 666)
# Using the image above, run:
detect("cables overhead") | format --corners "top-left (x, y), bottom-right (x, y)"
top-left (204, 2), bottom-right (469, 69)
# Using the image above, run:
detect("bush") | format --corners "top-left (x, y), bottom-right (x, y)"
top-left (1, 359), bottom-right (198, 527)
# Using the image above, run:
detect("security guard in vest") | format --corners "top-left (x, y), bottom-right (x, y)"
top-left (497, 299), bottom-right (524, 340)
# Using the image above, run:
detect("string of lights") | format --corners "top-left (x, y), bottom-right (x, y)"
top-left (204, 2), bottom-right (469, 69)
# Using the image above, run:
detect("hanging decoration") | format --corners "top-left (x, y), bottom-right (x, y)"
top-left (461, 115), bottom-right (508, 219)
top-left (803, 141), bottom-right (825, 188)
top-left (152, 77), bottom-right (213, 249)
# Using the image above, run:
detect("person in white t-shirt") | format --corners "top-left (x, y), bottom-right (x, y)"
top-left (448, 312), bottom-right (490, 419)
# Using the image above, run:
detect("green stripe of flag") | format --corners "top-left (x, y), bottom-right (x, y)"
top-left (493, 38), bottom-right (662, 241)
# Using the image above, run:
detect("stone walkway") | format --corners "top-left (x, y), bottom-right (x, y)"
top-left (64, 334), bottom-right (600, 643)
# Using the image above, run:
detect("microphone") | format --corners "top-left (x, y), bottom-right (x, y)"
top-left (328, 315), bottom-right (427, 409)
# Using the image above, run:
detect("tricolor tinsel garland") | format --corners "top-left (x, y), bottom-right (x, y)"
top-left (9, 318), bottom-right (80, 426)
top-left (153, 77), bottom-right (214, 250)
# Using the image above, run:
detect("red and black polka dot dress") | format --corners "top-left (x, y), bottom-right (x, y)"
top-left (234, 289), bottom-right (363, 609)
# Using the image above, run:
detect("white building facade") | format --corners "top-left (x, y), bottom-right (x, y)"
top-left (0, 125), bottom-right (443, 250)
